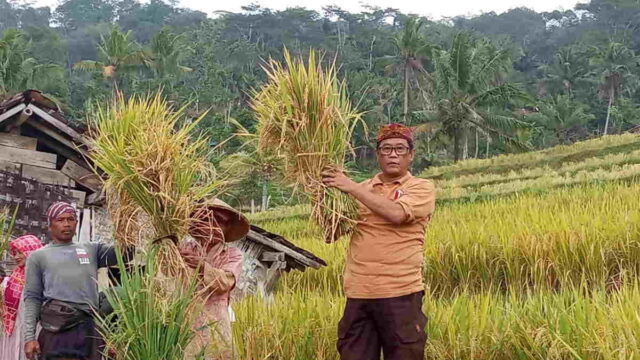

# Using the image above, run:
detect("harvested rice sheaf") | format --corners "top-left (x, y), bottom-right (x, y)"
top-left (251, 49), bottom-right (363, 243)
top-left (89, 92), bottom-right (224, 278)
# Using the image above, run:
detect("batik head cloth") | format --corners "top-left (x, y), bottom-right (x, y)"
top-left (376, 123), bottom-right (414, 147)
top-left (46, 201), bottom-right (76, 225)
top-left (3, 235), bottom-right (43, 335)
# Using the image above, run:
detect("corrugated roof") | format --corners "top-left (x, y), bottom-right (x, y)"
top-left (248, 225), bottom-right (327, 270)
top-left (0, 90), bottom-right (85, 132)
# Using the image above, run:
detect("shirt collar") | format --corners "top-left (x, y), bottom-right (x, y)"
top-left (371, 172), bottom-right (412, 186)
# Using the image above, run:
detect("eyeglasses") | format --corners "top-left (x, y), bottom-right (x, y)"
top-left (378, 145), bottom-right (411, 156)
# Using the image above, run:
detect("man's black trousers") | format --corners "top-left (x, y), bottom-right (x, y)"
top-left (337, 291), bottom-right (428, 360)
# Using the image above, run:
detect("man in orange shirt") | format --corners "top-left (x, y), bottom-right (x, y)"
top-left (322, 123), bottom-right (436, 360)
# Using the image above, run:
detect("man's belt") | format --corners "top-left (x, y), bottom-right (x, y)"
top-left (39, 299), bottom-right (91, 333)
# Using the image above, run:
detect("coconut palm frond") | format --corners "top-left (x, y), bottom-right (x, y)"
top-left (73, 60), bottom-right (104, 71)
top-left (474, 83), bottom-right (531, 106)
top-left (480, 112), bottom-right (533, 133)
top-left (449, 32), bottom-right (474, 90)
top-left (464, 107), bottom-right (533, 151)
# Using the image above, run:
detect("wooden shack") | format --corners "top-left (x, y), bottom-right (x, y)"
top-left (0, 90), bottom-right (326, 298)
top-left (233, 225), bottom-right (326, 300)
top-left (0, 90), bottom-right (103, 242)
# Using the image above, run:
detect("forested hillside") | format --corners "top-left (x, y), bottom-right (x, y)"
top-left (2, 0), bottom-right (640, 206)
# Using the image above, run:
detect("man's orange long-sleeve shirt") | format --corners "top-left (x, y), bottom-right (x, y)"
top-left (343, 172), bottom-right (436, 299)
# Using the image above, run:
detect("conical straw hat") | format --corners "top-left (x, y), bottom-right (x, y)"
top-left (190, 199), bottom-right (250, 243)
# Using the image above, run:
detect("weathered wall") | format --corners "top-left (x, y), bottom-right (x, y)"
top-left (90, 206), bottom-right (115, 244)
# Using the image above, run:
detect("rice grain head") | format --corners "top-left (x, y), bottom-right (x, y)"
top-left (89, 92), bottom-right (225, 278)
top-left (251, 49), bottom-right (363, 243)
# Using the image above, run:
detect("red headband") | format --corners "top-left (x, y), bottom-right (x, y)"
top-left (46, 201), bottom-right (76, 225)
top-left (377, 123), bottom-right (414, 146)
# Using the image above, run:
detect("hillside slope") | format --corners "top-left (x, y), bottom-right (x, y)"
top-left (423, 134), bottom-right (640, 202)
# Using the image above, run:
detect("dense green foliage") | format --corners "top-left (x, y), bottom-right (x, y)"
top-left (2, 0), bottom-right (640, 207)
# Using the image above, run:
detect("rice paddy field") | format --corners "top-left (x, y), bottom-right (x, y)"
top-left (232, 134), bottom-right (640, 360)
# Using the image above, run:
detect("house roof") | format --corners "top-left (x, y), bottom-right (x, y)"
top-left (0, 90), bottom-right (92, 163)
top-left (0, 90), bottom-right (103, 202)
top-left (246, 224), bottom-right (327, 270)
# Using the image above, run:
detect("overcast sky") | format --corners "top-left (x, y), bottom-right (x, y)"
top-left (31, 0), bottom-right (587, 19)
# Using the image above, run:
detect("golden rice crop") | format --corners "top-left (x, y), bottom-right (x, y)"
top-left (233, 284), bottom-right (640, 360)
top-left (90, 93), bottom-right (229, 360)
top-left (251, 49), bottom-right (363, 243)
top-left (438, 163), bottom-right (640, 201)
top-left (247, 204), bottom-right (311, 223)
top-left (254, 181), bottom-right (640, 296)
top-left (438, 148), bottom-right (640, 189)
top-left (89, 92), bottom-right (225, 278)
top-left (236, 134), bottom-right (640, 359)
top-left (421, 133), bottom-right (640, 179)
top-left (234, 181), bottom-right (640, 359)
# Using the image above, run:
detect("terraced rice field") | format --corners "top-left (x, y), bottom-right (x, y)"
top-left (233, 134), bottom-right (640, 360)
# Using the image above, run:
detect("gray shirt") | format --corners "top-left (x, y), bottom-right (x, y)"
top-left (22, 242), bottom-right (116, 342)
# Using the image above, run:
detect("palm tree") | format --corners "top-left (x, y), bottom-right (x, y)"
top-left (74, 27), bottom-right (148, 91)
top-left (589, 42), bottom-right (639, 135)
top-left (425, 33), bottom-right (531, 161)
top-left (0, 29), bottom-right (66, 98)
top-left (530, 95), bottom-right (595, 145)
top-left (539, 46), bottom-right (591, 97)
top-left (0, 29), bottom-right (28, 94)
top-left (379, 16), bottom-right (431, 123)
top-left (148, 28), bottom-right (192, 91)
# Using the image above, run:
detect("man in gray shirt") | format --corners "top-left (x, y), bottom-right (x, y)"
top-left (23, 202), bottom-right (120, 360)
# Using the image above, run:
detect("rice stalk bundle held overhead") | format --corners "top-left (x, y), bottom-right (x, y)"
top-left (89, 92), bottom-right (224, 278)
top-left (251, 49), bottom-right (363, 243)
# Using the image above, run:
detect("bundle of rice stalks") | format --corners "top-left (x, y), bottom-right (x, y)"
top-left (251, 49), bottom-right (363, 243)
top-left (90, 92), bottom-right (225, 278)
top-left (98, 248), bottom-right (198, 360)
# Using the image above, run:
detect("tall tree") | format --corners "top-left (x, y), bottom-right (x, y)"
top-left (0, 29), bottom-right (66, 98)
top-left (0, 29), bottom-right (30, 93)
top-left (147, 27), bottom-right (192, 91)
top-left (385, 16), bottom-right (431, 122)
top-left (589, 42), bottom-right (639, 135)
top-left (539, 46), bottom-right (591, 97)
top-left (73, 27), bottom-right (147, 92)
top-left (576, 0), bottom-right (640, 51)
top-left (530, 95), bottom-right (595, 145)
top-left (427, 33), bottom-right (531, 161)
top-left (0, 0), bottom-right (20, 31)
top-left (55, 0), bottom-right (116, 31)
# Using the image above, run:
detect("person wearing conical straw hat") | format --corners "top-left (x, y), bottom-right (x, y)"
top-left (322, 123), bottom-right (436, 360)
top-left (180, 199), bottom-right (249, 360)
